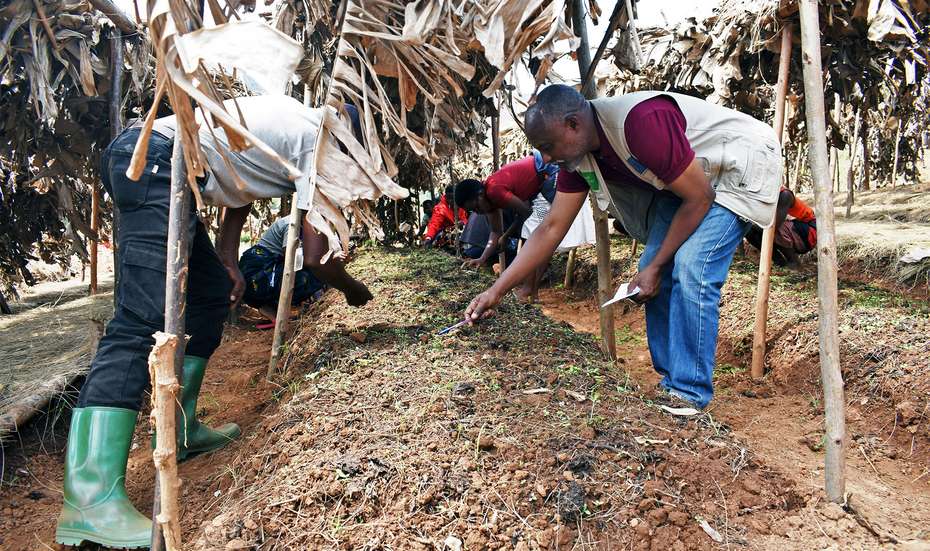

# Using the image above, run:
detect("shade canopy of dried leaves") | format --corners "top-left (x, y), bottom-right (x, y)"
top-left (607, 0), bottom-right (930, 190)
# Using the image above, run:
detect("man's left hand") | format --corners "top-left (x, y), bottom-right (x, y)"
top-left (629, 264), bottom-right (662, 303)
top-left (226, 265), bottom-right (246, 307)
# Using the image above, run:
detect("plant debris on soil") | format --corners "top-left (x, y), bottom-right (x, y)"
top-left (191, 248), bottom-right (804, 550)
top-left (2, 243), bottom-right (928, 550)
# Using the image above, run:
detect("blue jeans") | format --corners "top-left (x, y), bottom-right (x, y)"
top-left (638, 196), bottom-right (748, 408)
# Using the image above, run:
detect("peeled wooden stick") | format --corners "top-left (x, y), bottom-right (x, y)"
top-left (799, 0), bottom-right (846, 503)
top-left (268, 201), bottom-right (303, 380)
top-left (148, 331), bottom-right (183, 551)
top-left (750, 25), bottom-right (792, 380)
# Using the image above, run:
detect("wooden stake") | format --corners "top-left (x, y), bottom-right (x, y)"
top-left (491, 111), bottom-right (506, 272)
top-left (267, 201), bottom-right (302, 380)
top-left (861, 118), bottom-right (870, 192)
top-left (891, 119), bottom-right (902, 188)
top-left (449, 162), bottom-right (463, 258)
top-left (573, 0), bottom-right (615, 360)
top-left (109, 29), bottom-right (124, 303)
top-left (563, 248), bottom-right (576, 288)
top-left (148, 332), bottom-right (183, 551)
top-left (831, 94), bottom-right (841, 193)
top-left (845, 106), bottom-right (861, 218)
top-left (92, 29), bottom-right (124, 296)
top-left (799, 0), bottom-right (846, 503)
top-left (89, 185), bottom-right (100, 295)
top-left (151, 131), bottom-right (191, 551)
top-left (750, 24), bottom-right (792, 380)
top-left (88, 0), bottom-right (139, 35)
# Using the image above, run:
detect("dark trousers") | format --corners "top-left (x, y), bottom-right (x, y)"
top-left (78, 129), bottom-right (231, 410)
top-left (239, 246), bottom-right (325, 308)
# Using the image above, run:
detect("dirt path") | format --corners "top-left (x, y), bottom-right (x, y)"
top-left (537, 287), bottom-right (930, 549)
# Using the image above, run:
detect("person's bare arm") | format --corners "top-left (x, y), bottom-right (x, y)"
top-left (463, 209), bottom-right (505, 268)
top-left (217, 205), bottom-right (251, 306)
top-left (629, 159), bottom-right (715, 301)
top-left (497, 195), bottom-right (533, 244)
top-left (301, 216), bottom-right (373, 306)
top-left (465, 191), bottom-right (586, 320)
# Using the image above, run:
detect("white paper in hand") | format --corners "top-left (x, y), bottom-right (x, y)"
top-left (601, 283), bottom-right (641, 308)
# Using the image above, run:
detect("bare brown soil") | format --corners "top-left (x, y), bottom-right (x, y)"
top-left (1, 246), bottom-right (927, 550)
top-left (536, 240), bottom-right (930, 550)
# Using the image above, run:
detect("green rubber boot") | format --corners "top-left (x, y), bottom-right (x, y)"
top-left (55, 407), bottom-right (152, 549)
top-left (176, 356), bottom-right (241, 461)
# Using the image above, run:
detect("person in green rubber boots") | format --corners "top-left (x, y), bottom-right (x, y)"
top-left (56, 97), bottom-right (374, 548)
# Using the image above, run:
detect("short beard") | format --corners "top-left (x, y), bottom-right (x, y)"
top-left (560, 157), bottom-right (583, 173)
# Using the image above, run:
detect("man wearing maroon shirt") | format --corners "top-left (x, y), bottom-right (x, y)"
top-left (465, 84), bottom-right (781, 410)
top-left (454, 152), bottom-right (558, 270)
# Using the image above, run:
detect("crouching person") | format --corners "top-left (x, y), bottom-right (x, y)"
top-left (239, 215), bottom-right (372, 323)
top-left (56, 95), bottom-right (372, 548)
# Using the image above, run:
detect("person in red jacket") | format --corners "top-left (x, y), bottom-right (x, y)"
top-left (746, 187), bottom-right (817, 266)
top-left (422, 185), bottom-right (468, 248)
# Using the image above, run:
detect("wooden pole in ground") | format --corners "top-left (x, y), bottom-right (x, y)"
top-left (563, 248), bottom-right (577, 288)
top-left (267, 201), bottom-right (302, 379)
top-left (148, 332), bottom-right (183, 551)
top-left (572, 0), bottom-right (616, 360)
top-left (831, 94), bottom-right (840, 193)
top-left (267, 86), bottom-right (313, 379)
top-left (491, 111), bottom-right (506, 272)
top-left (798, 0), bottom-right (846, 503)
top-left (151, 129), bottom-right (192, 551)
top-left (845, 106), bottom-right (861, 218)
top-left (449, 161), bottom-right (463, 258)
top-left (750, 24), bottom-right (792, 380)
top-left (93, 29), bottom-right (124, 295)
top-left (891, 119), bottom-right (902, 188)
top-left (861, 118), bottom-right (870, 191)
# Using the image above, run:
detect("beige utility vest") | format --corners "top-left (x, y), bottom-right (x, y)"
top-left (576, 92), bottom-right (782, 242)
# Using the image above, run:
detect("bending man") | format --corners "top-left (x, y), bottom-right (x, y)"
top-left (238, 215), bottom-right (332, 323)
top-left (745, 187), bottom-right (816, 266)
top-left (465, 85), bottom-right (781, 411)
top-left (56, 95), bottom-right (372, 548)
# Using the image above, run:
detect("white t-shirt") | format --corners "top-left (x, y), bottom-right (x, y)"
top-left (153, 95), bottom-right (322, 209)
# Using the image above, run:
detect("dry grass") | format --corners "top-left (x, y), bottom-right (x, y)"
top-left (829, 184), bottom-right (930, 284)
top-left (0, 288), bottom-right (112, 417)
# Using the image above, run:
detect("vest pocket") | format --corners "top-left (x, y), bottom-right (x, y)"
top-left (718, 136), bottom-right (779, 201)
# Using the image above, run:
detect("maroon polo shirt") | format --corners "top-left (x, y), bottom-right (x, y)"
top-left (556, 96), bottom-right (695, 194)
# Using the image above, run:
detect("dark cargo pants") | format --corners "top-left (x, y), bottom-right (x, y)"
top-left (78, 128), bottom-right (231, 410)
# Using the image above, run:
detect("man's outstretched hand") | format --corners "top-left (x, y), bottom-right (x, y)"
top-left (344, 279), bottom-right (374, 307)
top-left (465, 288), bottom-right (503, 323)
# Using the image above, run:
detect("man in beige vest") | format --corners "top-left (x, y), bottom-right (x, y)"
top-left (465, 84), bottom-right (781, 411)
